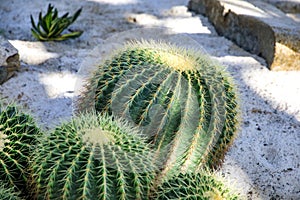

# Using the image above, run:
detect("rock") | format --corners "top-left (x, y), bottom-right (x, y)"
top-left (188, 0), bottom-right (300, 70)
top-left (257, 0), bottom-right (300, 13)
top-left (0, 67), bottom-right (8, 85)
top-left (0, 36), bottom-right (20, 84)
top-left (286, 13), bottom-right (300, 22)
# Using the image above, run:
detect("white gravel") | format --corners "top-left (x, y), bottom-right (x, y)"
top-left (0, 0), bottom-right (299, 199)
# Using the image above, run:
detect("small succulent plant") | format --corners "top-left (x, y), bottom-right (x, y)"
top-left (29, 113), bottom-right (157, 200)
top-left (30, 4), bottom-right (83, 41)
top-left (0, 105), bottom-right (40, 196)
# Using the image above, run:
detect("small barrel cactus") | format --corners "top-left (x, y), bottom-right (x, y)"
top-left (153, 171), bottom-right (239, 200)
top-left (77, 40), bottom-right (239, 180)
top-left (0, 105), bottom-right (40, 193)
top-left (29, 113), bottom-right (157, 200)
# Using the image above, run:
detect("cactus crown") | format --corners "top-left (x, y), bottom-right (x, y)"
top-left (124, 40), bottom-right (199, 71)
top-left (77, 40), bottom-right (239, 180)
top-left (30, 113), bottom-right (157, 200)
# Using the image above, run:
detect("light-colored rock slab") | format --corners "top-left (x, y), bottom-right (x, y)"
top-left (0, 36), bottom-right (20, 84)
top-left (188, 0), bottom-right (300, 70)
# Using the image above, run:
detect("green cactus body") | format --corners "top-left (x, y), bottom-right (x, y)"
top-left (78, 41), bottom-right (239, 179)
top-left (0, 105), bottom-right (40, 192)
top-left (153, 171), bottom-right (239, 200)
top-left (30, 114), bottom-right (157, 200)
top-left (0, 183), bottom-right (22, 200)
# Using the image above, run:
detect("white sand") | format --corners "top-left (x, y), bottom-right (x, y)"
top-left (0, 0), bottom-right (299, 199)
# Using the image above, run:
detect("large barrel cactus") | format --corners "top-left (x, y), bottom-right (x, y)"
top-left (30, 113), bottom-right (157, 200)
top-left (0, 105), bottom-right (40, 192)
top-left (153, 171), bottom-right (239, 200)
top-left (77, 41), bottom-right (239, 179)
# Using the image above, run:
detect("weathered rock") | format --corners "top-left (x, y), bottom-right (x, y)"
top-left (0, 36), bottom-right (20, 84)
top-left (257, 0), bottom-right (300, 13)
top-left (188, 0), bottom-right (300, 70)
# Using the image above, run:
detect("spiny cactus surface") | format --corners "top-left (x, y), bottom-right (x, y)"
top-left (30, 113), bottom-right (157, 200)
top-left (78, 41), bottom-right (239, 179)
top-left (0, 105), bottom-right (40, 191)
top-left (153, 171), bottom-right (239, 200)
top-left (0, 183), bottom-right (22, 200)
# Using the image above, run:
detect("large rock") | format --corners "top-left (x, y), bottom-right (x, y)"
top-left (188, 0), bottom-right (300, 70)
top-left (0, 36), bottom-right (20, 84)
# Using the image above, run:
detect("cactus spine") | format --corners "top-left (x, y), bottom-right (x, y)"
top-left (0, 183), bottom-right (22, 200)
top-left (77, 41), bottom-right (239, 179)
top-left (0, 105), bottom-right (40, 194)
top-left (30, 113), bottom-right (157, 200)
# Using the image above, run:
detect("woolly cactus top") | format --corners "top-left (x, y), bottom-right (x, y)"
top-left (81, 127), bottom-right (114, 146)
top-left (124, 41), bottom-right (200, 71)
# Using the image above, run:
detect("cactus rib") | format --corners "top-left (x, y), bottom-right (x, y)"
top-left (153, 171), bottom-right (239, 200)
top-left (0, 105), bottom-right (40, 196)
